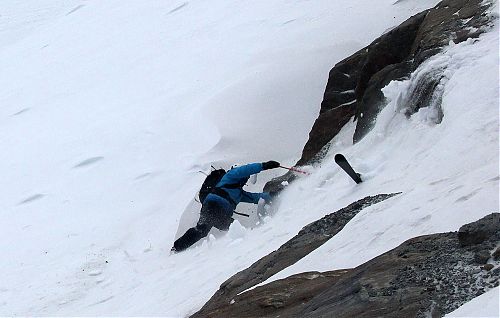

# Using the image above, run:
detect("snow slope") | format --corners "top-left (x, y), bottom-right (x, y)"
top-left (444, 287), bottom-right (499, 317)
top-left (252, 24), bottom-right (500, 289)
top-left (0, 0), bottom-right (497, 317)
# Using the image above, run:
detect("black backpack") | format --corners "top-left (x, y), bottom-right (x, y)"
top-left (199, 168), bottom-right (226, 203)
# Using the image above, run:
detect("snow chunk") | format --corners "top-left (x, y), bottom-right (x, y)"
top-left (228, 220), bottom-right (246, 240)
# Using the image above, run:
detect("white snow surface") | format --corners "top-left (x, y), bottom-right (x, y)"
top-left (0, 0), bottom-right (497, 317)
top-left (445, 287), bottom-right (499, 317)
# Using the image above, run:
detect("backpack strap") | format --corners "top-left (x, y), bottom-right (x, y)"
top-left (221, 182), bottom-right (244, 189)
top-left (233, 211), bottom-right (250, 217)
top-left (210, 181), bottom-right (245, 206)
top-left (212, 187), bottom-right (237, 206)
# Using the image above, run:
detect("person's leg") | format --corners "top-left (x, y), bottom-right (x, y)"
top-left (172, 223), bottom-right (211, 252)
top-left (172, 201), bottom-right (220, 252)
top-left (172, 200), bottom-right (234, 252)
top-left (215, 215), bottom-right (234, 231)
top-left (206, 201), bottom-right (234, 231)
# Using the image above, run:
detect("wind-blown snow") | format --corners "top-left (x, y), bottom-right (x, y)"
top-left (0, 0), bottom-right (496, 317)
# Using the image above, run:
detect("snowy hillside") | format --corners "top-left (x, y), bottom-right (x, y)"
top-left (0, 0), bottom-right (498, 317)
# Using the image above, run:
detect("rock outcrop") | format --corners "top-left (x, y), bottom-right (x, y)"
top-left (191, 2), bottom-right (498, 317)
top-left (296, 10), bottom-right (428, 167)
top-left (265, 0), bottom-right (495, 193)
top-left (191, 193), bottom-right (400, 317)
top-left (192, 213), bottom-right (500, 318)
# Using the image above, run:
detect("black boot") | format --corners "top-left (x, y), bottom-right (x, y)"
top-left (172, 224), bottom-right (210, 252)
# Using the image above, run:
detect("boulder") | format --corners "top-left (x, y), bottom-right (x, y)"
top-left (265, 0), bottom-right (495, 191)
top-left (297, 11), bottom-right (428, 166)
top-left (458, 213), bottom-right (500, 247)
top-left (192, 214), bottom-right (500, 318)
top-left (191, 193), bottom-right (399, 317)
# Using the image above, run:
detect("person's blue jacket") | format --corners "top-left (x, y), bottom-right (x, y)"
top-left (203, 163), bottom-right (271, 209)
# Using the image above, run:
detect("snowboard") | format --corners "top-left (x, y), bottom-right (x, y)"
top-left (334, 154), bottom-right (362, 184)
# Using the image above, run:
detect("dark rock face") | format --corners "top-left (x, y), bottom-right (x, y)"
top-left (293, 0), bottom-right (494, 169)
top-left (350, 0), bottom-right (493, 148)
top-left (263, 171), bottom-right (296, 193)
top-left (191, 193), bottom-right (399, 318)
top-left (265, 0), bottom-right (495, 192)
top-left (196, 270), bottom-right (353, 318)
top-left (193, 214), bottom-right (500, 318)
top-left (190, 2), bottom-right (499, 317)
top-left (458, 213), bottom-right (500, 247)
top-left (353, 11), bottom-right (430, 142)
top-left (410, 0), bottom-right (493, 65)
top-left (493, 247), bottom-right (500, 260)
top-left (297, 11), bottom-right (428, 166)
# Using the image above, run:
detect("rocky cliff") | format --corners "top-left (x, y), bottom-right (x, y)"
top-left (191, 194), bottom-right (399, 317)
top-left (192, 213), bottom-right (499, 317)
top-left (193, 0), bottom-right (498, 317)
top-left (265, 0), bottom-right (495, 193)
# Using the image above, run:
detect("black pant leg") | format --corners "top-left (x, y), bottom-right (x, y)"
top-left (173, 223), bottom-right (211, 251)
top-left (200, 200), bottom-right (234, 231)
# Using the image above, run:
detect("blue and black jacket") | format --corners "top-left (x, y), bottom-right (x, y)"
top-left (203, 163), bottom-right (271, 212)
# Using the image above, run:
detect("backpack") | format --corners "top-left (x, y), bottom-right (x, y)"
top-left (199, 168), bottom-right (226, 203)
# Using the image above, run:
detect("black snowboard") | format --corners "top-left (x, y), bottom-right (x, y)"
top-left (335, 154), bottom-right (362, 184)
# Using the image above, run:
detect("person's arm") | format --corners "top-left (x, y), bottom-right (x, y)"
top-left (223, 163), bottom-right (263, 183)
top-left (240, 190), bottom-right (271, 204)
top-left (219, 161), bottom-right (281, 188)
top-left (223, 161), bottom-right (281, 183)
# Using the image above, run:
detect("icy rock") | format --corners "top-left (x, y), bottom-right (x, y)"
top-left (492, 247), bottom-right (500, 260)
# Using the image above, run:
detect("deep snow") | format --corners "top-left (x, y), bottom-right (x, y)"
top-left (0, 0), bottom-right (497, 317)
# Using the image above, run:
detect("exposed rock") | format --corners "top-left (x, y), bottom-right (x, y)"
top-left (493, 247), bottom-right (500, 260)
top-left (458, 213), bottom-right (500, 246)
top-left (474, 250), bottom-right (492, 264)
top-left (193, 214), bottom-right (500, 318)
top-left (354, 0), bottom-right (493, 145)
top-left (200, 270), bottom-right (352, 318)
top-left (353, 11), bottom-right (428, 142)
top-left (410, 0), bottom-right (493, 65)
top-left (191, 1), bottom-right (499, 317)
top-left (191, 193), bottom-right (400, 317)
top-left (265, 0), bottom-right (495, 191)
top-left (297, 11), bottom-right (428, 166)
top-left (263, 171), bottom-right (296, 194)
top-left (354, 0), bottom-right (494, 142)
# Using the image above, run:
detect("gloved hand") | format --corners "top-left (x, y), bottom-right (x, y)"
top-left (269, 190), bottom-right (280, 198)
top-left (261, 192), bottom-right (272, 202)
top-left (262, 160), bottom-right (280, 170)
